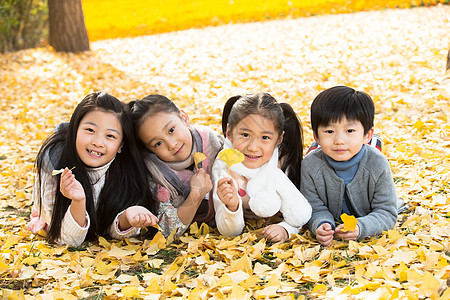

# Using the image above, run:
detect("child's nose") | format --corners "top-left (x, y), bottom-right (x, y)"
top-left (247, 138), bottom-right (259, 151)
top-left (334, 133), bottom-right (345, 144)
top-left (168, 138), bottom-right (178, 150)
top-left (92, 135), bottom-right (104, 147)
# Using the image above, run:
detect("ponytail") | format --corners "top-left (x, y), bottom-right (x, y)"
top-left (279, 103), bottom-right (303, 189)
top-left (222, 95), bottom-right (241, 135)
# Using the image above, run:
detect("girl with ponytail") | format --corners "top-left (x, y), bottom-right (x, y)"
top-left (213, 92), bottom-right (311, 242)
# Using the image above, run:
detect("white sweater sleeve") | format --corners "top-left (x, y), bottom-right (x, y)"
top-left (108, 210), bottom-right (141, 240)
top-left (275, 168), bottom-right (312, 228)
top-left (32, 171), bottom-right (56, 229)
top-left (212, 159), bottom-right (245, 237)
top-left (34, 170), bottom-right (89, 247)
top-left (58, 206), bottom-right (89, 247)
top-left (277, 221), bottom-right (300, 236)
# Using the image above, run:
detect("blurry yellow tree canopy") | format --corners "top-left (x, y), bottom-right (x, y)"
top-left (82, 0), bottom-right (448, 41)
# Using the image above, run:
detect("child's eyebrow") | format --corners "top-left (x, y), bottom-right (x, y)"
top-left (147, 120), bottom-right (173, 145)
top-left (82, 121), bottom-right (121, 135)
top-left (239, 126), bottom-right (274, 135)
top-left (82, 121), bottom-right (98, 127)
top-left (162, 120), bottom-right (173, 131)
top-left (106, 128), bottom-right (122, 135)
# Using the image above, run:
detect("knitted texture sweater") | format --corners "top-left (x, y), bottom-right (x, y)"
top-left (29, 143), bottom-right (139, 247)
top-left (301, 145), bottom-right (398, 239)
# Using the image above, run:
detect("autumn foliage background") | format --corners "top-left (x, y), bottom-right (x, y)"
top-left (0, 0), bottom-right (449, 299)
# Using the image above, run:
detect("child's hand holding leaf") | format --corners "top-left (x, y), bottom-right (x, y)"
top-left (218, 148), bottom-right (244, 177)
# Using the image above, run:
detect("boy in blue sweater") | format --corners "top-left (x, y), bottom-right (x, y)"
top-left (301, 86), bottom-right (398, 247)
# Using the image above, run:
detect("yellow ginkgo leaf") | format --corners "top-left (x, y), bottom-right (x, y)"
top-left (122, 285), bottom-right (140, 298)
top-left (95, 260), bottom-right (115, 275)
top-left (218, 148), bottom-right (244, 177)
top-left (51, 169), bottom-right (63, 176)
top-left (340, 213), bottom-right (358, 232)
top-left (193, 152), bottom-right (206, 170)
top-left (51, 166), bottom-right (75, 176)
top-left (22, 256), bottom-right (41, 266)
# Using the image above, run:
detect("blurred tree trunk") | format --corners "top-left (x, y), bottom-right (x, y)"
top-left (48, 0), bottom-right (89, 52)
top-left (447, 48), bottom-right (450, 71)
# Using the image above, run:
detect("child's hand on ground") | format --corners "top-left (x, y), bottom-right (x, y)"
top-left (335, 224), bottom-right (360, 241)
top-left (216, 177), bottom-right (239, 212)
top-left (316, 223), bottom-right (335, 247)
top-left (119, 206), bottom-right (159, 231)
top-left (60, 168), bottom-right (85, 202)
top-left (190, 168), bottom-right (212, 199)
top-left (261, 224), bottom-right (289, 242)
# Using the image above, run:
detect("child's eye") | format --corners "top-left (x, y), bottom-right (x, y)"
top-left (169, 127), bottom-right (175, 134)
top-left (262, 136), bottom-right (270, 140)
top-left (85, 128), bottom-right (94, 133)
top-left (325, 130), bottom-right (334, 134)
top-left (241, 133), bottom-right (250, 138)
top-left (154, 141), bottom-right (162, 148)
top-left (347, 129), bottom-right (355, 133)
top-left (106, 134), bottom-right (116, 139)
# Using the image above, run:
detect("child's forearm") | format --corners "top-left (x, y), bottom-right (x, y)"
top-left (69, 198), bottom-right (87, 227)
top-left (177, 190), bottom-right (203, 225)
top-left (118, 212), bottom-right (132, 231)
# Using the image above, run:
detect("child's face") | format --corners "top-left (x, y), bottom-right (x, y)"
top-left (227, 114), bottom-right (282, 169)
top-left (138, 111), bottom-right (192, 162)
top-left (76, 110), bottom-right (123, 168)
top-left (314, 116), bottom-right (373, 162)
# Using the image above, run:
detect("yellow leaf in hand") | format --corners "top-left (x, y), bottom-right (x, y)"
top-left (51, 169), bottom-right (64, 176)
top-left (51, 166), bottom-right (75, 176)
top-left (193, 152), bottom-right (206, 170)
top-left (340, 213), bottom-right (358, 232)
top-left (218, 148), bottom-right (244, 176)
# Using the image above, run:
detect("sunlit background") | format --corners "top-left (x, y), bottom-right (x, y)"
top-left (82, 0), bottom-right (446, 40)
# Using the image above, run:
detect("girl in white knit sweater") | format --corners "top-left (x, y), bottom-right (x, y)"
top-left (213, 93), bottom-right (311, 242)
top-left (28, 92), bottom-right (158, 246)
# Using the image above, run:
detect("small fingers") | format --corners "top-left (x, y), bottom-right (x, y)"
top-left (132, 213), bottom-right (159, 228)
top-left (217, 177), bottom-right (229, 186)
top-left (322, 239), bottom-right (333, 247)
top-left (218, 184), bottom-right (234, 197)
top-left (317, 235), bottom-right (333, 247)
top-left (262, 225), bottom-right (288, 243)
top-left (60, 169), bottom-right (75, 186)
top-left (217, 183), bottom-right (234, 200)
top-left (131, 214), bottom-right (146, 227)
top-left (149, 214), bottom-right (159, 226)
top-left (196, 168), bottom-right (206, 175)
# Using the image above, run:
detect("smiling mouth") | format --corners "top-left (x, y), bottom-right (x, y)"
top-left (245, 154), bottom-right (261, 160)
top-left (88, 149), bottom-right (103, 157)
top-left (174, 145), bottom-right (184, 155)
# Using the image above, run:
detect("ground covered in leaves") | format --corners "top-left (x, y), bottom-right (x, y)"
top-left (0, 5), bottom-right (449, 299)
